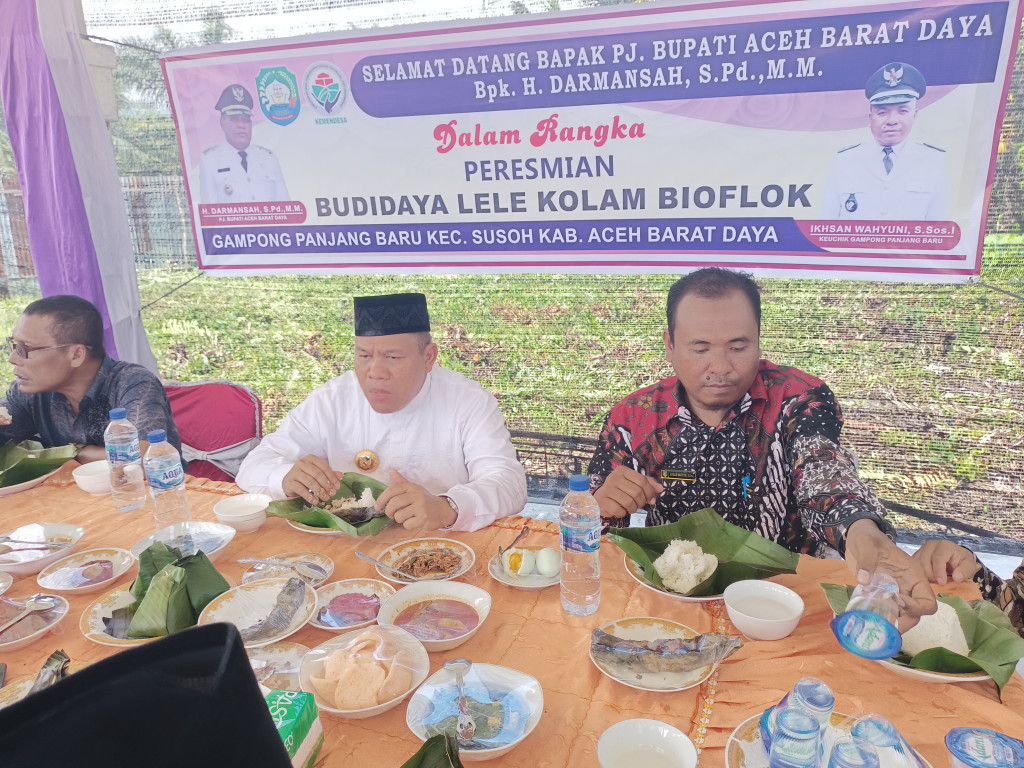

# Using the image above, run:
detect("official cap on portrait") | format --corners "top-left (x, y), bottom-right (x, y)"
top-left (354, 293), bottom-right (431, 337)
top-left (215, 84), bottom-right (254, 115)
top-left (865, 62), bottom-right (926, 105)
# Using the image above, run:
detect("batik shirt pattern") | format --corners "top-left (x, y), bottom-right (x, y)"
top-left (588, 360), bottom-right (894, 556)
top-left (976, 563), bottom-right (1024, 636)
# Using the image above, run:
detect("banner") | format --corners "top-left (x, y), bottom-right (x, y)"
top-left (162, 0), bottom-right (1023, 280)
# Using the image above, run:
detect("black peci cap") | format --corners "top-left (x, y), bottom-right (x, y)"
top-left (865, 62), bottom-right (926, 105)
top-left (353, 293), bottom-right (431, 337)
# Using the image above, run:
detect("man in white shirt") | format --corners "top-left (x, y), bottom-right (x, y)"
top-left (235, 293), bottom-right (527, 531)
top-left (821, 62), bottom-right (947, 220)
top-left (198, 84), bottom-right (289, 204)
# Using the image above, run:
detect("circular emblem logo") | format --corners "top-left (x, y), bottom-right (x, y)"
top-left (355, 449), bottom-right (379, 472)
top-left (303, 62), bottom-right (348, 117)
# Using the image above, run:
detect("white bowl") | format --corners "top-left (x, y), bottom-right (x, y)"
top-left (407, 663), bottom-right (543, 761)
top-left (71, 461), bottom-right (112, 495)
top-left (214, 494), bottom-right (270, 534)
top-left (377, 580), bottom-right (491, 653)
top-left (0, 523), bottom-right (86, 575)
top-left (723, 579), bottom-right (805, 641)
top-left (597, 718), bottom-right (698, 768)
top-left (299, 625), bottom-right (429, 719)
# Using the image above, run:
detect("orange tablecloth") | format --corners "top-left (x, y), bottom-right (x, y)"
top-left (2, 464), bottom-right (1022, 766)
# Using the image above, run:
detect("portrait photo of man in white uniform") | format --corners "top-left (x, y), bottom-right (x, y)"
top-left (821, 62), bottom-right (948, 221)
top-left (199, 84), bottom-right (290, 204)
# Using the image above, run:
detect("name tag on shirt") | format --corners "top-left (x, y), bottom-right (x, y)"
top-left (660, 468), bottom-right (697, 483)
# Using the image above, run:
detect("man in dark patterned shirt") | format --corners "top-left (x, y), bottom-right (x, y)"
top-left (0, 295), bottom-right (180, 462)
top-left (589, 267), bottom-right (936, 623)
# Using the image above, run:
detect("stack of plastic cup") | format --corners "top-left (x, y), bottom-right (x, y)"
top-left (759, 676), bottom-right (835, 752)
top-left (768, 707), bottom-right (821, 768)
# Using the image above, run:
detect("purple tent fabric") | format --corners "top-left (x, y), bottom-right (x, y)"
top-left (0, 0), bottom-right (157, 371)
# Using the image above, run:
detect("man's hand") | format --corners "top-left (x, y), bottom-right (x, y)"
top-left (282, 455), bottom-right (340, 505)
top-left (375, 469), bottom-right (457, 530)
top-left (912, 540), bottom-right (981, 585)
top-left (593, 466), bottom-right (664, 519)
top-left (844, 519), bottom-right (937, 632)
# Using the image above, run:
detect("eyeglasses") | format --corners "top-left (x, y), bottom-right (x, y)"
top-left (3, 337), bottom-right (89, 358)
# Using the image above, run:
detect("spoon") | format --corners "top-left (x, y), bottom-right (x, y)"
top-left (0, 594), bottom-right (58, 636)
top-left (497, 524), bottom-right (530, 558)
top-left (443, 658), bottom-right (477, 743)
top-left (236, 558), bottom-right (327, 581)
top-left (354, 550), bottom-right (437, 581)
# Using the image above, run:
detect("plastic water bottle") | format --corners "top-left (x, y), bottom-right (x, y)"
top-left (144, 429), bottom-right (191, 529)
top-left (103, 408), bottom-right (147, 512)
top-left (559, 474), bottom-right (601, 616)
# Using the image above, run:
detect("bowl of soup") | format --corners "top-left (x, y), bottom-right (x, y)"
top-left (377, 581), bottom-right (491, 653)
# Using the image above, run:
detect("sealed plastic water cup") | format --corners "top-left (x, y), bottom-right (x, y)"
top-left (851, 714), bottom-right (926, 768)
top-left (945, 727), bottom-right (1024, 768)
top-left (830, 573), bottom-right (902, 660)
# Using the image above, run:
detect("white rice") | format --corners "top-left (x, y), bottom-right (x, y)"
top-left (653, 539), bottom-right (718, 593)
top-left (900, 601), bottom-right (971, 657)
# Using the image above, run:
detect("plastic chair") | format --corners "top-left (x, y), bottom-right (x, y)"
top-left (164, 380), bottom-right (263, 482)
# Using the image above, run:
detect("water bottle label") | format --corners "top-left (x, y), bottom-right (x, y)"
top-left (560, 524), bottom-right (599, 553)
top-left (106, 440), bottom-right (140, 464)
top-left (146, 463), bottom-right (184, 491)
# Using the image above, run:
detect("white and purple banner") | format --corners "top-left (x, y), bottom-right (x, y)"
top-left (163, 0), bottom-right (1023, 280)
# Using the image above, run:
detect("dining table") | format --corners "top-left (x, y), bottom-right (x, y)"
top-left (1, 462), bottom-right (1022, 766)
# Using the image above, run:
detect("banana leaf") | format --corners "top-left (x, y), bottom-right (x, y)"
top-left (130, 541), bottom-right (180, 602)
top-left (0, 440), bottom-right (78, 488)
top-left (400, 734), bottom-right (464, 768)
top-left (127, 564), bottom-right (192, 638)
top-left (821, 584), bottom-right (1024, 696)
top-left (177, 551), bottom-right (231, 615)
top-left (266, 472), bottom-right (394, 537)
top-left (606, 507), bottom-right (800, 596)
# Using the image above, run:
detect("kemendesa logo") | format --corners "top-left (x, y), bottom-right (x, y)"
top-left (304, 62), bottom-right (348, 125)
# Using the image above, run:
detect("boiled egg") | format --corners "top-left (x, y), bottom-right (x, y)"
top-left (502, 547), bottom-right (536, 576)
top-left (535, 547), bottom-right (560, 578)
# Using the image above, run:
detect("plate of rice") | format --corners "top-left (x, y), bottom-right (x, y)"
top-left (877, 600), bottom-right (990, 683)
top-left (622, 539), bottom-right (723, 603)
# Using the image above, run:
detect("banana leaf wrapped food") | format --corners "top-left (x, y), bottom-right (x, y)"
top-left (607, 507), bottom-right (799, 597)
top-left (266, 472), bottom-right (393, 536)
top-left (103, 542), bottom-right (229, 640)
top-left (822, 583), bottom-right (1024, 696)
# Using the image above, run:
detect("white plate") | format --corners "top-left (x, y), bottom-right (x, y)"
top-left (0, 466), bottom-right (62, 498)
top-left (877, 659), bottom-right (990, 684)
top-left (300, 625), bottom-right (430, 719)
top-left (36, 547), bottom-right (135, 593)
top-left (129, 521), bottom-right (236, 562)
top-left (590, 616), bottom-right (715, 692)
top-left (0, 523), bottom-right (85, 575)
top-left (198, 576), bottom-right (316, 648)
top-left (80, 585), bottom-right (152, 647)
top-left (286, 519), bottom-right (351, 537)
top-left (309, 578), bottom-right (395, 632)
top-left (372, 537), bottom-right (475, 584)
top-left (242, 551), bottom-right (334, 587)
top-left (623, 553), bottom-right (722, 603)
top-left (248, 641), bottom-right (309, 691)
top-left (407, 663), bottom-right (544, 760)
top-left (725, 711), bottom-right (933, 768)
top-left (487, 548), bottom-right (559, 590)
top-left (0, 662), bottom-right (87, 710)
top-left (0, 593), bottom-right (70, 651)
top-left (0, 572), bottom-right (11, 596)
